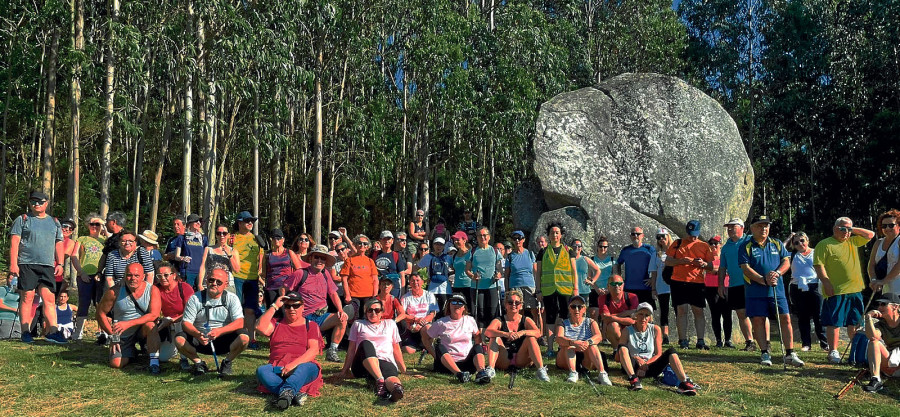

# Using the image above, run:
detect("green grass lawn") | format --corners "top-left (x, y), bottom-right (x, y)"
top-left (1, 335), bottom-right (897, 416)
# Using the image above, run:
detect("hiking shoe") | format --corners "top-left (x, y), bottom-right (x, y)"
top-left (292, 392), bottom-right (308, 406)
top-left (456, 371), bottom-right (471, 383)
top-left (475, 369), bottom-right (492, 384)
top-left (662, 335), bottom-right (670, 345)
top-left (724, 341), bottom-right (735, 349)
top-left (179, 357), bottom-right (192, 371)
top-left (192, 361), bottom-right (209, 376)
top-left (566, 371), bottom-right (579, 383)
top-left (784, 352), bottom-right (804, 367)
top-left (862, 377), bottom-right (884, 393)
top-left (248, 340), bottom-right (260, 350)
top-left (219, 359), bottom-right (233, 376)
top-left (389, 382), bottom-right (404, 402)
top-left (828, 349), bottom-right (841, 364)
top-left (545, 349), bottom-right (556, 359)
top-left (276, 388), bottom-right (294, 410)
top-left (628, 376), bottom-right (643, 391)
top-left (744, 340), bottom-right (757, 351)
top-left (325, 348), bottom-right (341, 362)
top-left (679, 339), bottom-right (690, 349)
top-left (484, 367), bottom-right (496, 379)
top-left (760, 352), bottom-right (773, 366)
top-left (597, 371), bottom-right (612, 386)
top-left (677, 380), bottom-right (698, 396)
top-left (536, 366), bottom-right (550, 382)
top-left (715, 340), bottom-right (724, 348)
top-left (46, 331), bottom-right (68, 345)
top-left (695, 340), bottom-right (710, 350)
top-left (374, 379), bottom-right (389, 399)
top-left (801, 345), bottom-right (811, 352)
top-left (820, 341), bottom-right (830, 351)
top-left (149, 364), bottom-right (161, 375)
top-left (686, 377), bottom-right (702, 390)
top-left (21, 332), bottom-right (34, 344)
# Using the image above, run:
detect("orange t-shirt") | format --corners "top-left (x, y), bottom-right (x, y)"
top-left (340, 255), bottom-right (378, 298)
top-left (665, 239), bottom-right (714, 284)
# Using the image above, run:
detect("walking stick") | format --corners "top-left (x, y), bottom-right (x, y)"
top-left (833, 368), bottom-right (868, 399)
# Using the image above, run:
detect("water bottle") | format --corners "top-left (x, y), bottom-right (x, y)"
top-left (8, 274), bottom-right (18, 290)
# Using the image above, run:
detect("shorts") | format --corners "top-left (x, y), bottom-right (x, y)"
top-left (304, 311), bottom-right (332, 328)
top-left (155, 323), bottom-right (182, 343)
top-left (627, 348), bottom-right (677, 378)
top-left (821, 292), bottom-right (864, 328)
top-left (510, 286), bottom-right (538, 310)
top-left (746, 296), bottom-right (790, 318)
top-left (17, 264), bottom-right (55, 292)
top-left (112, 331), bottom-right (147, 359)
top-left (234, 278), bottom-right (261, 312)
top-left (543, 292), bottom-right (569, 323)
top-left (588, 290), bottom-right (600, 309)
top-left (181, 330), bottom-right (247, 355)
top-left (669, 281), bottom-right (706, 309)
top-left (724, 285), bottom-right (747, 311)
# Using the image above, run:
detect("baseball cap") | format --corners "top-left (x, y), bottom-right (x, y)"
top-left (283, 291), bottom-right (303, 303)
top-left (329, 230), bottom-right (342, 238)
top-left (29, 190), bottom-right (49, 201)
top-left (686, 220), bottom-right (701, 237)
top-left (451, 231), bottom-right (468, 241)
top-left (635, 302), bottom-right (654, 315)
top-left (875, 293), bottom-right (900, 305)
top-left (433, 237), bottom-right (446, 245)
top-left (269, 228), bottom-right (285, 239)
top-left (750, 215), bottom-right (772, 225)
top-left (568, 295), bottom-right (586, 305)
top-left (510, 230), bottom-right (525, 239)
top-left (379, 230), bottom-right (394, 239)
top-left (723, 218), bottom-right (745, 227)
top-left (186, 213), bottom-right (202, 224)
top-left (655, 227), bottom-right (669, 236)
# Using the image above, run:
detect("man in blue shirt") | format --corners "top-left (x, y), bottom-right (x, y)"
top-left (717, 218), bottom-right (757, 350)
top-left (738, 215), bottom-right (804, 367)
top-left (616, 226), bottom-right (656, 307)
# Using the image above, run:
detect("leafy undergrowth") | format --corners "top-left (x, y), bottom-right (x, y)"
top-left (0, 338), bottom-right (897, 416)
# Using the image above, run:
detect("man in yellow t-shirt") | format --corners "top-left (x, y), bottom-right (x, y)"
top-left (232, 211), bottom-right (263, 348)
top-left (813, 216), bottom-right (874, 363)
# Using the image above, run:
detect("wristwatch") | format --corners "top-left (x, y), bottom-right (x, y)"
top-left (588, 338), bottom-right (595, 346)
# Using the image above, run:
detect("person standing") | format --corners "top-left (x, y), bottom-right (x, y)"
top-left (814, 216), bottom-right (875, 363)
top-left (418, 237), bottom-right (453, 313)
top-left (164, 216), bottom-right (187, 275)
top-left (788, 232), bottom-right (827, 351)
top-left (408, 209), bottom-right (429, 259)
top-left (340, 235), bottom-right (379, 319)
top-left (71, 213), bottom-right (106, 341)
top-left (505, 230), bottom-right (540, 333)
top-left (536, 222), bottom-right (578, 358)
top-left (665, 220), bottom-right (714, 350)
top-left (868, 210), bottom-right (900, 296)
top-left (617, 226), bottom-right (656, 306)
top-left (177, 214), bottom-right (208, 289)
top-left (9, 191), bottom-right (67, 344)
top-left (372, 231), bottom-right (410, 298)
top-left (232, 211), bottom-right (264, 349)
top-left (289, 245), bottom-right (348, 362)
top-left (466, 227), bottom-right (503, 331)
top-left (648, 229), bottom-right (673, 345)
top-left (718, 218), bottom-right (756, 350)
top-left (703, 236), bottom-right (730, 347)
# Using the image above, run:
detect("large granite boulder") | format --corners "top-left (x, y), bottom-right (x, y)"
top-left (530, 73), bottom-right (753, 252)
top-left (530, 206), bottom-right (599, 254)
top-left (512, 177), bottom-right (548, 234)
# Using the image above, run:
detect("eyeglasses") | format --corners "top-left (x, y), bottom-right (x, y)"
top-left (838, 226), bottom-right (853, 232)
top-left (216, 231), bottom-right (228, 236)
top-left (631, 232), bottom-right (643, 237)
top-left (449, 300), bottom-right (466, 306)
top-left (122, 239), bottom-right (136, 244)
top-left (206, 278), bottom-right (225, 287)
top-left (90, 222), bottom-right (103, 227)
top-left (506, 301), bottom-right (523, 306)
top-left (609, 282), bottom-right (624, 287)
top-left (877, 301), bottom-right (890, 308)
top-left (283, 303), bottom-right (303, 310)
top-left (882, 224), bottom-right (897, 229)
top-left (310, 256), bottom-right (327, 263)
top-left (366, 308), bottom-right (383, 314)
top-left (569, 304), bottom-right (586, 310)
top-left (29, 200), bottom-right (46, 205)
top-left (156, 273), bottom-right (175, 279)
top-left (337, 246), bottom-right (349, 252)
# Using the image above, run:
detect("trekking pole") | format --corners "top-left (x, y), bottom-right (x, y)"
top-left (472, 273), bottom-right (481, 328)
top-left (833, 368), bottom-right (867, 399)
top-left (583, 371), bottom-right (602, 397)
top-left (771, 285), bottom-right (787, 371)
top-left (507, 366), bottom-right (518, 389)
top-left (205, 323), bottom-right (219, 372)
top-left (839, 291), bottom-right (876, 364)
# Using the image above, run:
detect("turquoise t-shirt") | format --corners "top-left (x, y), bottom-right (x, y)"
top-left (0, 287), bottom-right (21, 320)
top-left (469, 247), bottom-right (502, 290)
top-left (592, 255), bottom-right (615, 289)
top-left (452, 250), bottom-right (472, 289)
top-left (575, 256), bottom-right (592, 295)
top-left (720, 236), bottom-right (750, 288)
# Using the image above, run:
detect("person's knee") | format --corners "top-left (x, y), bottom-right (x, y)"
top-left (238, 333), bottom-right (250, 345)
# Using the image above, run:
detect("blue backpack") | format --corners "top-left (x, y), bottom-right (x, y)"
top-left (847, 332), bottom-right (869, 367)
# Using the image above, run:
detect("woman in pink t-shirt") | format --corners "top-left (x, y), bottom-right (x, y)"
top-left (425, 293), bottom-right (490, 384)
top-left (338, 298), bottom-right (407, 402)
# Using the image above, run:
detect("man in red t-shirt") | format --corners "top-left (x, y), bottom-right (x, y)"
top-left (151, 262), bottom-right (194, 371)
top-left (665, 220), bottom-right (715, 350)
top-left (598, 274), bottom-right (639, 348)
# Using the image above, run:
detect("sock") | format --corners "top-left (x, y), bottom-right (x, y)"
top-left (873, 375), bottom-right (881, 382)
top-left (785, 349), bottom-right (793, 355)
top-left (761, 349), bottom-right (769, 354)
top-left (330, 342), bottom-right (338, 351)
top-left (150, 353), bottom-right (160, 366)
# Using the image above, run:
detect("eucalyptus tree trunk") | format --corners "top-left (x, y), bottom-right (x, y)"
top-left (327, 56), bottom-right (349, 232)
top-left (313, 35), bottom-right (324, 243)
top-left (1, 34), bottom-right (12, 221)
top-left (67, 0), bottom-right (84, 223)
top-left (202, 80), bottom-right (217, 235)
top-left (253, 94), bottom-right (260, 229)
top-left (132, 55), bottom-right (150, 231)
top-left (100, 0), bottom-right (119, 219)
top-left (182, 0), bottom-right (195, 216)
top-left (149, 82), bottom-right (173, 232)
top-left (40, 29), bottom-right (60, 198)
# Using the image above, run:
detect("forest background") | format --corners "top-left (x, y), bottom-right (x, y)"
top-left (1, 0), bottom-right (898, 256)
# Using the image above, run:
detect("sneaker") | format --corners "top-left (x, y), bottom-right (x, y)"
top-left (820, 341), bottom-right (830, 351)
top-left (326, 348), bottom-right (341, 362)
top-left (192, 361), bottom-right (209, 376)
top-left (679, 339), bottom-right (690, 349)
top-left (46, 331), bottom-right (68, 345)
top-left (475, 369), bottom-right (492, 384)
top-left (801, 345), bottom-right (811, 352)
top-left (96, 333), bottom-right (107, 346)
top-left (545, 349), bottom-right (556, 359)
top-left (695, 340), bottom-right (710, 350)
top-left (248, 340), bottom-right (260, 350)
top-left (565, 371), bottom-right (579, 383)
top-left (597, 371), bottom-right (612, 386)
top-left (828, 349), bottom-right (841, 364)
top-left (677, 380), bottom-right (698, 396)
top-left (219, 359), bottom-right (233, 376)
top-left (862, 377), bottom-right (884, 393)
top-left (784, 352), bottom-right (805, 367)
top-left (628, 376), bottom-right (643, 391)
top-left (292, 392), bottom-right (308, 406)
top-left (149, 364), bottom-right (161, 375)
top-left (21, 332), bottom-right (34, 344)
top-left (744, 340), bottom-right (757, 352)
top-left (536, 366), bottom-right (550, 382)
top-left (686, 377), bottom-right (702, 390)
top-left (179, 357), bottom-right (192, 371)
top-left (715, 340), bottom-right (724, 348)
top-left (389, 382), bottom-right (404, 402)
top-left (724, 341), bottom-right (735, 349)
top-left (456, 371), bottom-right (471, 383)
top-left (760, 352), bottom-right (773, 366)
top-left (662, 335), bottom-right (670, 345)
top-left (374, 378), bottom-right (389, 399)
top-left (484, 367), bottom-right (496, 379)
top-left (276, 388), bottom-right (294, 410)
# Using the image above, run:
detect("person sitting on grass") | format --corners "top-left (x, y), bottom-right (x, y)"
top-left (256, 291), bottom-right (325, 409)
top-left (0, 277), bottom-right (21, 340)
top-left (54, 290), bottom-right (76, 340)
top-left (426, 293), bottom-right (491, 384)
top-left (598, 274), bottom-right (639, 349)
top-left (287, 245), bottom-right (348, 363)
top-left (175, 266), bottom-right (249, 377)
top-left (337, 299), bottom-right (407, 402)
top-left (399, 272), bottom-right (438, 354)
top-left (96, 262), bottom-right (162, 373)
top-left (617, 302), bottom-right (698, 395)
top-left (484, 289), bottom-right (549, 382)
top-left (862, 293), bottom-right (900, 393)
top-left (150, 262), bottom-right (194, 371)
top-left (555, 295), bottom-right (612, 385)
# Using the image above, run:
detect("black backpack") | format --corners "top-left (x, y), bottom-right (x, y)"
top-left (661, 239), bottom-right (682, 285)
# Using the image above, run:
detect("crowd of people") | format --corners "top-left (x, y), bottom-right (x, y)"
top-left (6, 190), bottom-right (900, 407)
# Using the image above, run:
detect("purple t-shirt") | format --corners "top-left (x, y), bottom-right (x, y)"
top-left (288, 267), bottom-right (336, 312)
top-left (265, 251), bottom-right (293, 290)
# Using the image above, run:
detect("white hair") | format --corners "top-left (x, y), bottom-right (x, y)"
top-left (834, 217), bottom-right (852, 227)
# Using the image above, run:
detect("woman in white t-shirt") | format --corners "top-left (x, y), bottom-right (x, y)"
top-left (789, 232), bottom-right (827, 351)
top-left (869, 210), bottom-right (900, 295)
top-left (426, 293), bottom-right (490, 384)
top-left (399, 273), bottom-right (438, 354)
top-left (338, 299), bottom-right (407, 402)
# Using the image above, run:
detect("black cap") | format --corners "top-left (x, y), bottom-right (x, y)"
top-left (750, 215), bottom-right (773, 225)
top-left (29, 190), bottom-right (49, 201)
top-left (186, 213), bottom-right (202, 224)
top-left (283, 291), bottom-right (303, 303)
top-left (270, 228), bottom-right (285, 239)
top-left (60, 218), bottom-right (76, 228)
top-left (875, 293), bottom-right (900, 305)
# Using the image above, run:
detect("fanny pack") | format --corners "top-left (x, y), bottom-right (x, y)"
top-left (313, 307), bottom-right (328, 316)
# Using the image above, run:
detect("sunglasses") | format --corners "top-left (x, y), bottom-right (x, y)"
top-left (656, 235), bottom-right (667, 240)
top-left (569, 304), bottom-right (586, 310)
top-left (309, 256), bottom-right (327, 263)
top-left (90, 222), bottom-right (103, 227)
top-left (794, 239), bottom-right (806, 244)
top-left (838, 227), bottom-right (853, 232)
top-left (283, 303), bottom-right (303, 310)
top-left (573, 244), bottom-right (583, 249)
top-left (419, 247), bottom-right (429, 251)
top-left (450, 300), bottom-right (466, 306)
top-left (207, 278), bottom-right (225, 287)
top-left (598, 245), bottom-right (609, 248)
top-left (366, 308), bottom-right (383, 314)
top-left (298, 238), bottom-right (310, 242)
top-left (156, 273), bottom-right (175, 279)
top-left (877, 301), bottom-right (891, 308)
top-left (506, 301), bottom-right (523, 306)
top-left (330, 236), bottom-right (341, 240)
top-left (609, 282), bottom-right (624, 287)
top-left (479, 234), bottom-right (490, 237)
top-left (61, 225), bottom-right (73, 230)
top-left (29, 200), bottom-right (46, 205)
top-left (631, 232), bottom-right (643, 237)
top-left (357, 242), bottom-right (370, 247)
top-left (511, 236), bottom-right (524, 241)
top-left (882, 224), bottom-right (897, 229)
top-left (216, 231), bottom-right (229, 236)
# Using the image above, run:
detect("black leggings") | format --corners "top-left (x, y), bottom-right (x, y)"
top-left (471, 287), bottom-right (501, 328)
top-left (790, 283), bottom-right (825, 347)
top-left (704, 287), bottom-right (731, 342)
top-left (657, 293), bottom-right (671, 327)
top-left (351, 340), bottom-right (399, 379)
top-left (627, 347), bottom-right (677, 378)
top-left (434, 343), bottom-right (484, 374)
top-left (433, 294), bottom-right (451, 319)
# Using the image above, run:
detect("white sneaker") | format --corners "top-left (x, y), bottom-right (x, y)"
top-left (828, 349), bottom-right (841, 364)
top-left (597, 371), bottom-right (612, 386)
top-left (535, 366), bottom-right (550, 382)
top-left (484, 367), bottom-right (496, 379)
top-left (565, 371), bottom-right (578, 383)
top-left (784, 352), bottom-right (805, 367)
top-left (760, 352), bottom-right (773, 366)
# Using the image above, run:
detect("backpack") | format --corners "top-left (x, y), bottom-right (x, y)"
top-left (428, 254), bottom-right (449, 284)
top-left (661, 239), bottom-right (683, 285)
top-left (604, 292), bottom-right (634, 311)
top-left (847, 331), bottom-right (869, 367)
top-left (874, 237), bottom-right (899, 280)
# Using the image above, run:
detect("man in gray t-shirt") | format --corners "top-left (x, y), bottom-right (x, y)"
top-left (8, 190), bottom-right (66, 344)
top-left (174, 266), bottom-right (248, 376)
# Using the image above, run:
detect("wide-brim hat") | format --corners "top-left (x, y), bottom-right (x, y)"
top-left (138, 230), bottom-right (159, 246)
top-left (303, 244), bottom-right (336, 268)
top-left (236, 211), bottom-right (258, 222)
